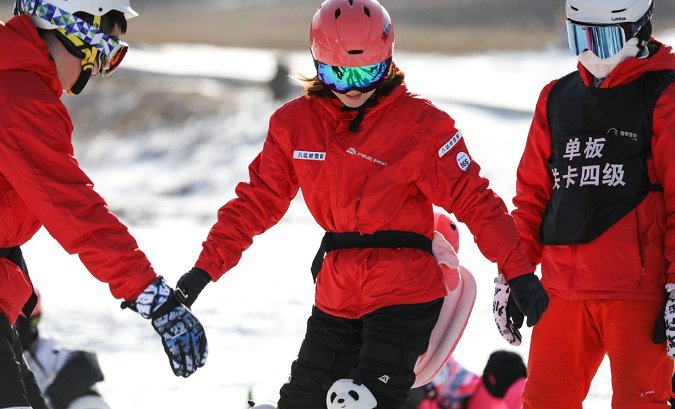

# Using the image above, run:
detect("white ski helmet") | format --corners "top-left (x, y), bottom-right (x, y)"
top-left (19, 0), bottom-right (138, 30)
top-left (565, 0), bottom-right (652, 25)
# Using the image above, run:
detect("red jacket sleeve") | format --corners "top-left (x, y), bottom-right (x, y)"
top-left (652, 82), bottom-right (675, 283)
top-left (0, 82), bottom-right (156, 301)
top-left (195, 112), bottom-right (300, 280)
top-left (511, 82), bottom-right (556, 266)
top-left (418, 113), bottom-right (532, 280)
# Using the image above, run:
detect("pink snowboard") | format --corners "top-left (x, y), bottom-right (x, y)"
top-left (413, 212), bottom-right (477, 388)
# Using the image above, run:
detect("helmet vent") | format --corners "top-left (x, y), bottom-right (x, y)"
top-left (335, 8), bottom-right (341, 19)
top-left (363, 6), bottom-right (370, 17)
top-left (612, 8), bottom-right (627, 13)
top-left (570, 6), bottom-right (579, 11)
top-left (348, 50), bottom-right (364, 54)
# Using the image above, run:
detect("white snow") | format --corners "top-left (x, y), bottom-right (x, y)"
top-left (20, 29), bottom-right (675, 408)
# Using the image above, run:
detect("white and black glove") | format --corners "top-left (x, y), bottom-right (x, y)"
top-left (123, 276), bottom-right (208, 377)
top-left (493, 275), bottom-right (523, 345)
top-left (493, 273), bottom-right (548, 345)
top-left (652, 283), bottom-right (675, 358)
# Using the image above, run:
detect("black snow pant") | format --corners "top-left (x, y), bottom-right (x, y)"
top-left (0, 313), bottom-right (48, 409)
top-left (277, 299), bottom-right (443, 409)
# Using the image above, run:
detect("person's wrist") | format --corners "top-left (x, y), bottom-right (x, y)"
top-left (176, 267), bottom-right (211, 307)
top-left (507, 272), bottom-right (536, 288)
top-left (124, 276), bottom-right (171, 319)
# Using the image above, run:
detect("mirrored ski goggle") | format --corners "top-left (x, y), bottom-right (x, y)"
top-left (566, 21), bottom-right (628, 59)
top-left (316, 58), bottom-right (391, 93)
top-left (566, 3), bottom-right (653, 59)
top-left (94, 40), bottom-right (128, 78)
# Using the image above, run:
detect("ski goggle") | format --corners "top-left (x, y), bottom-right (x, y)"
top-left (94, 40), bottom-right (128, 78)
top-left (316, 58), bottom-right (392, 94)
top-left (14, 0), bottom-right (128, 77)
top-left (566, 3), bottom-right (653, 59)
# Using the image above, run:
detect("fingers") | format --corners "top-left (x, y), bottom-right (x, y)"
top-left (525, 291), bottom-right (549, 327)
top-left (507, 294), bottom-right (525, 329)
top-left (653, 305), bottom-right (666, 344)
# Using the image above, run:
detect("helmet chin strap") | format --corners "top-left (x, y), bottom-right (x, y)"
top-left (67, 68), bottom-right (91, 95)
top-left (52, 15), bottom-right (102, 94)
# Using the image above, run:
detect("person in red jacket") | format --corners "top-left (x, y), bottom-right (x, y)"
top-left (0, 1), bottom-right (208, 407)
top-left (512, 0), bottom-right (675, 407)
top-left (175, 1), bottom-right (547, 408)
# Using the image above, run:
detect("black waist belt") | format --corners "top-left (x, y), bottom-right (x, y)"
top-left (0, 246), bottom-right (37, 317)
top-left (310, 231), bottom-right (433, 282)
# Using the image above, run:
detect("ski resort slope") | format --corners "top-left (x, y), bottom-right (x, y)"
top-left (21, 31), bottom-right (675, 408)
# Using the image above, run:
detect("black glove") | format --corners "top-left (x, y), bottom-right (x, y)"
top-left (653, 286), bottom-right (675, 358)
top-left (507, 273), bottom-right (549, 327)
top-left (176, 267), bottom-right (212, 308)
top-left (653, 302), bottom-right (666, 345)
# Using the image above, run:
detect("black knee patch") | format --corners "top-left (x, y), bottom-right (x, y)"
top-left (297, 339), bottom-right (336, 371)
top-left (351, 340), bottom-right (419, 407)
top-left (359, 340), bottom-right (419, 371)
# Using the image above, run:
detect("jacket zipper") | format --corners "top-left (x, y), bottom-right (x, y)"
top-left (636, 211), bottom-right (646, 291)
top-left (354, 175), bottom-right (369, 232)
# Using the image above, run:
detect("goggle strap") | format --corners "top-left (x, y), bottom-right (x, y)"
top-left (624, 2), bottom-right (654, 41)
top-left (14, 0), bottom-right (119, 58)
top-left (53, 29), bottom-right (85, 58)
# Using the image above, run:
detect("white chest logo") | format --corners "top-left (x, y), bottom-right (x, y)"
top-left (346, 148), bottom-right (388, 167)
top-left (439, 131), bottom-right (463, 158)
top-left (293, 150), bottom-right (326, 161)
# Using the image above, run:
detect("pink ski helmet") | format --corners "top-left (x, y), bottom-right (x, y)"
top-left (310, 0), bottom-right (394, 67)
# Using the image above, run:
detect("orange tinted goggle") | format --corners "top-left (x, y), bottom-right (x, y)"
top-left (94, 41), bottom-right (129, 78)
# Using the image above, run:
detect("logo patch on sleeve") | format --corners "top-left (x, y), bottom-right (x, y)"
top-left (293, 151), bottom-right (326, 161)
top-left (456, 152), bottom-right (471, 171)
top-left (438, 131), bottom-right (463, 158)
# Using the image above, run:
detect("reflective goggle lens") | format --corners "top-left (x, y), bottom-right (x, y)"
top-left (317, 59), bottom-right (391, 93)
top-left (566, 20), bottom-right (626, 59)
top-left (95, 41), bottom-right (128, 78)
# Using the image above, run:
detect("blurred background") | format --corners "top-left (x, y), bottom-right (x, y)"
top-left (5, 0), bottom-right (675, 51)
top-left (3, 1), bottom-right (675, 408)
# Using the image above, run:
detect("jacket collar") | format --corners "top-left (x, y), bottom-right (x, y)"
top-left (1, 15), bottom-right (62, 96)
top-left (578, 37), bottom-right (675, 88)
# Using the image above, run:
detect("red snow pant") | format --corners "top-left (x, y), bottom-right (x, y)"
top-left (522, 295), bottom-right (673, 409)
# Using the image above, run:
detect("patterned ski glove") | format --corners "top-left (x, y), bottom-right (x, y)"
top-left (123, 276), bottom-right (208, 377)
top-left (493, 275), bottom-right (524, 345)
top-left (652, 283), bottom-right (675, 357)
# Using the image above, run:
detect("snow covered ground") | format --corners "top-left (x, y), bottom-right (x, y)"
top-left (20, 30), bottom-right (675, 408)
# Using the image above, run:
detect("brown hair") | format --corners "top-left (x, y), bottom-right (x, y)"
top-left (298, 67), bottom-right (405, 99)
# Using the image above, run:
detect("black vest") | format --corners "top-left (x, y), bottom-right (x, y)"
top-left (539, 70), bottom-right (674, 245)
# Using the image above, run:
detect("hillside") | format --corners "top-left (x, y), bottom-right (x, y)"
top-left (2, 1), bottom-right (675, 53)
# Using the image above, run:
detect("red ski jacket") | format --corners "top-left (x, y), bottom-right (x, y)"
top-left (195, 79), bottom-right (532, 319)
top-left (513, 38), bottom-right (675, 302)
top-left (0, 16), bottom-right (156, 323)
